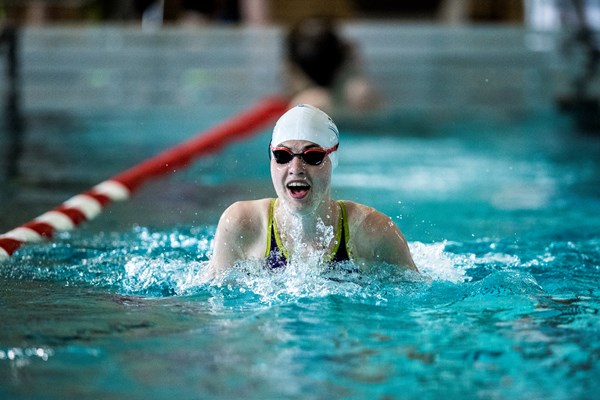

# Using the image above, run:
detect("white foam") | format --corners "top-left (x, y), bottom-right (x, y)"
top-left (123, 256), bottom-right (207, 295)
top-left (409, 241), bottom-right (473, 283)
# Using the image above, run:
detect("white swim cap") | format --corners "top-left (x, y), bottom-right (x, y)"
top-left (272, 104), bottom-right (339, 169)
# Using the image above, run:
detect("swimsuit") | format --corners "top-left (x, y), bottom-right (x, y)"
top-left (265, 199), bottom-right (351, 269)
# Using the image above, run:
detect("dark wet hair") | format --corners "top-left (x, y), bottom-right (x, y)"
top-left (286, 17), bottom-right (349, 88)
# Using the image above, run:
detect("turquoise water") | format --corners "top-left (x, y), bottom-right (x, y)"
top-left (1, 110), bottom-right (599, 399)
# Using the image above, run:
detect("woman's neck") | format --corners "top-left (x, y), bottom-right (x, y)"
top-left (274, 199), bottom-right (338, 257)
top-left (276, 199), bottom-right (336, 230)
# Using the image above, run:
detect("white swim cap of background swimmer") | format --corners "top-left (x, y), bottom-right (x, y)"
top-left (272, 104), bottom-right (339, 169)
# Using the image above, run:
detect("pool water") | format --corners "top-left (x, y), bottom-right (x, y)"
top-left (1, 109), bottom-right (599, 399)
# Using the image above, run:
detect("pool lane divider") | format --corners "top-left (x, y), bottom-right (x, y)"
top-left (0, 96), bottom-right (289, 261)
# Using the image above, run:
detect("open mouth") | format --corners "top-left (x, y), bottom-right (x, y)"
top-left (287, 181), bottom-right (311, 199)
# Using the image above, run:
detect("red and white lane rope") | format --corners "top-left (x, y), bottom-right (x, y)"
top-left (0, 96), bottom-right (289, 261)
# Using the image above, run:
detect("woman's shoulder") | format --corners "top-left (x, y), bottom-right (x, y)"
top-left (221, 198), bottom-right (273, 225)
top-left (289, 87), bottom-right (333, 114)
top-left (225, 198), bottom-right (272, 212)
top-left (340, 200), bottom-right (379, 221)
top-left (339, 200), bottom-right (417, 271)
top-left (340, 200), bottom-right (396, 236)
top-left (214, 198), bottom-right (273, 251)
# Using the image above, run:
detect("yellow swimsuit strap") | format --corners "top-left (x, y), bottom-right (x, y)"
top-left (264, 198), bottom-right (276, 258)
top-left (330, 200), bottom-right (351, 261)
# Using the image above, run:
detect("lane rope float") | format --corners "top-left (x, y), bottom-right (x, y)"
top-left (0, 96), bottom-right (289, 261)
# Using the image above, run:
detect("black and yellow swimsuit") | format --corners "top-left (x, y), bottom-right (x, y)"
top-left (265, 199), bottom-right (351, 269)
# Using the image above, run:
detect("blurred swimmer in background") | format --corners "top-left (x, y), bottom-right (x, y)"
top-left (284, 16), bottom-right (381, 115)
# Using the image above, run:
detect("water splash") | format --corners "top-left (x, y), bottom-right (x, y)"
top-left (3, 225), bottom-right (589, 306)
top-left (122, 256), bottom-right (207, 296)
top-left (205, 259), bottom-right (406, 305)
top-left (410, 241), bottom-right (473, 283)
top-left (274, 209), bottom-right (336, 264)
top-left (0, 225), bottom-right (214, 296)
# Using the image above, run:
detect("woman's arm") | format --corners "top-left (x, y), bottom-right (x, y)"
top-left (207, 202), bottom-right (248, 275)
top-left (206, 199), bottom-right (269, 277)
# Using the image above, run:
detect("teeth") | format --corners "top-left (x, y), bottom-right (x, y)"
top-left (288, 182), bottom-right (309, 187)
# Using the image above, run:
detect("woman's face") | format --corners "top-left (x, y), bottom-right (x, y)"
top-left (270, 140), bottom-right (333, 215)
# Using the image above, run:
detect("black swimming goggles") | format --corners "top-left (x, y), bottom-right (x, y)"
top-left (270, 144), bottom-right (338, 166)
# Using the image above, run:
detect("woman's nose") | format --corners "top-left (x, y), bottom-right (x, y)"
top-left (288, 155), bottom-right (306, 173)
